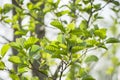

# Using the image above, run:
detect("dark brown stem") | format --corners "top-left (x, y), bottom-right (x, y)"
top-left (28, 60), bottom-right (48, 79)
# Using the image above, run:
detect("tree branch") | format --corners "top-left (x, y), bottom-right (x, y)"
top-left (92, 0), bottom-right (111, 13)
top-left (87, 0), bottom-right (94, 27)
top-left (28, 60), bottom-right (48, 79)
top-left (0, 34), bottom-right (11, 42)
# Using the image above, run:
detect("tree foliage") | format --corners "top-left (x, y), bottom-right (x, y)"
top-left (0, 0), bottom-right (120, 80)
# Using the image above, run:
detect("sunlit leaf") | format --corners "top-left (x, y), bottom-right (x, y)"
top-left (75, 0), bottom-right (81, 4)
top-left (56, 10), bottom-right (69, 17)
top-left (72, 46), bottom-right (84, 53)
top-left (79, 20), bottom-right (87, 30)
top-left (24, 37), bottom-right (39, 49)
top-left (27, 3), bottom-right (33, 10)
top-left (50, 20), bottom-right (65, 32)
top-left (85, 55), bottom-right (98, 63)
top-left (15, 30), bottom-right (28, 36)
top-left (0, 44), bottom-right (10, 57)
top-left (0, 61), bottom-right (5, 70)
top-left (9, 56), bottom-right (21, 64)
top-left (29, 45), bottom-right (41, 56)
top-left (10, 73), bottom-right (20, 80)
top-left (82, 75), bottom-right (95, 80)
top-left (94, 28), bottom-right (107, 39)
top-left (3, 4), bottom-right (13, 14)
top-left (66, 21), bottom-right (75, 33)
top-left (18, 66), bottom-right (29, 74)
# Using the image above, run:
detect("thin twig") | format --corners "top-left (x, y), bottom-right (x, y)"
top-left (28, 60), bottom-right (48, 78)
top-left (53, 61), bottom-right (62, 80)
top-left (87, 0), bottom-right (93, 27)
top-left (92, 0), bottom-right (111, 13)
top-left (0, 34), bottom-right (11, 42)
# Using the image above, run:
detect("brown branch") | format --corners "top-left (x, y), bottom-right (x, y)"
top-left (87, 0), bottom-right (111, 27)
top-left (53, 61), bottom-right (62, 80)
top-left (87, 0), bottom-right (94, 27)
top-left (92, 0), bottom-right (111, 13)
top-left (28, 60), bottom-right (48, 79)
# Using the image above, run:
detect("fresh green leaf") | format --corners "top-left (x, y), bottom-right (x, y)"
top-left (15, 30), bottom-right (28, 35)
top-left (10, 73), bottom-right (20, 80)
top-left (86, 39), bottom-right (98, 47)
top-left (66, 22), bottom-right (75, 33)
top-left (0, 7), bottom-right (2, 13)
top-left (94, 28), bottom-right (107, 39)
top-left (0, 61), bottom-right (5, 70)
top-left (75, 0), bottom-right (81, 4)
top-left (85, 55), bottom-right (98, 63)
top-left (79, 20), bottom-right (87, 30)
top-left (24, 37), bottom-right (39, 49)
top-left (106, 37), bottom-right (120, 43)
top-left (3, 4), bottom-right (13, 14)
top-left (57, 34), bottom-right (65, 43)
top-left (72, 46), bottom-right (85, 53)
top-left (27, 3), bottom-right (33, 10)
top-left (10, 38), bottom-right (25, 50)
top-left (0, 44), bottom-right (10, 57)
top-left (9, 56), bottom-right (21, 64)
top-left (50, 20), bottom-right (65, 32)
top-left (82, 75), bottom-right (95, 80)
top-left (29, 45), bottom-right (41, 56)
top-left (18, 66), bottom-right (28, 74)
top-left (56, 10), bottom-right (69, 17)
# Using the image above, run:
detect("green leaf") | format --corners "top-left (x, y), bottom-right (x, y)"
top-left (77, 68), bottom-right (87, 78)
top-left (79, 20), bottom-right (87, 30)
top-left (0, 7), bottom-right (2, 13)
top-left (24, 37), bottom-right (39, 49)
top-left (9, 56), bottom-right (21, 64)
top-left (86, 39), bottom-right (98, 47)
top-left (10, 38), bottom-right (25, 50)
top-left (70, 29), bottom-right (82, 35)
top-left (29, 45), bottom-right (41, 56)
top-left (15, 30), bottom-right (28, 36)
top-left (94, 28), bottom-right (107, 39)
top-left (10, 73), bottom-right (20, 80)
top-left (75, 0), bottom-right (81, 4)
top-left (55, 0), bottom-right (60, 7)
top-left (59, 44), bottom-right (67, 49)
top-left (50, 20), bottom-right (65, 32)
top-left (3, 4), bottom-right (13, 14)
top-left (106, 38), bottom-right (120, 43)
top-left (94, 4), bottom-right (101, 9)
top-left (27, 2), bottom-right (33, 10)
top-left (18, 66), bottom-right (28, 74)
top-left (0, 61), bottom-right (5, 70)
top-left (4, 18), bottom-right (12, 23)
top-left (0, 44), bottom-right (10, 57)
top-left (82, 75), bottom-right (95, 80)
top-left (57, 34), bottom-right (65, 43)
top-left (72, 46), bottom-right (85, 53)
top-left (66, 22), bottom-right (75, 33)
top-left (85, 55), bottom-right (98, 63)
top-left (113, 1), bottom-right (120, 6)
top-left (56, 10), bottom-right (69, 17)
top-left (10, 42), bottom-right (21, 50)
